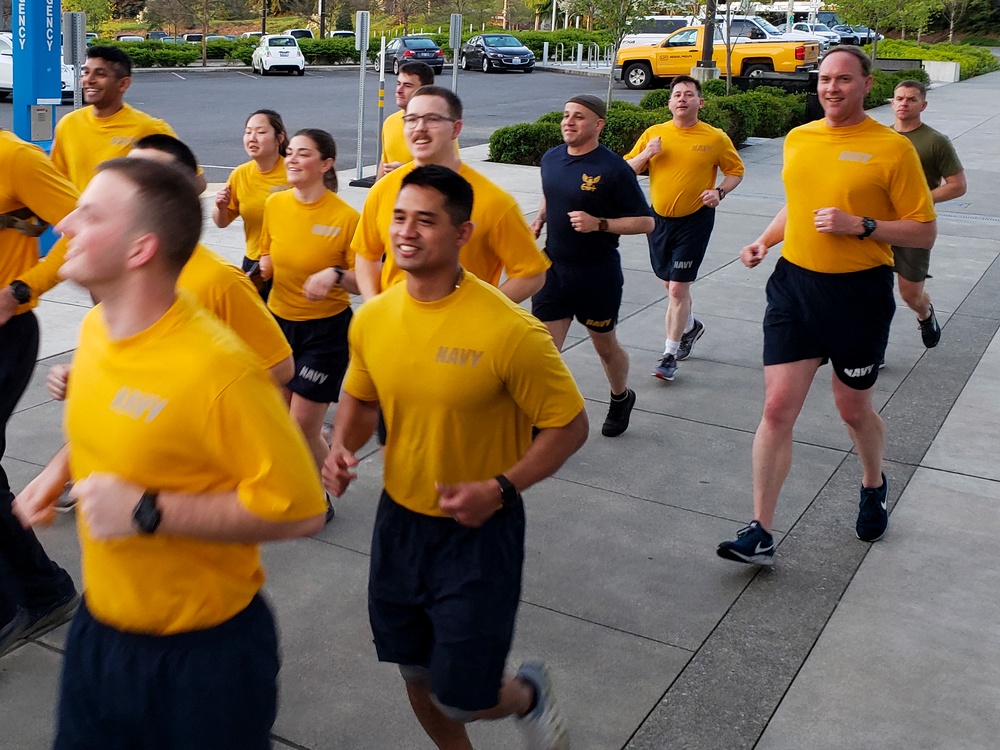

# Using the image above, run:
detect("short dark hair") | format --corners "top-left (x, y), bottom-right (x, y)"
top-left (132, 134), bottom-right (199, 176)
top-left (895, 79), bottom-right (927, 97)
top-left (409, 85), bottom-right (463, 121)
top-left (246, 108), bottom-right (289, 157)
top-left (400, 165), bottom-right (474, 226)
top-left (291, 128), bottom-right (339, 193)
top-left (86, 46), bottom-right (132, 78)
top-left (670, 75), bottom-right (702, 96)
top-left (399, 61), bottom-right (435, 86)
top-left (95, 158), bottom-right (202, 273)
top-left (822, 46), bottom-right (872, 77)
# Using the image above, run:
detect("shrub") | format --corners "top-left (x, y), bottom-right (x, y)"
top-left (702, 78), bottom-right (728, 98)
top-left (869, 38), bottom-right (1000, 80)
top-left (960, 36), bottom-right (999, 48)
top-left (489, 123), bottom-right (562, 166)
top-left (299, 38), bottom-right (363, 64)
top-left (706, 95), bottom-right (758, 145)
top-left (536, 111), bottom-right (563, 125)
top-left (744, 91), bottom-right (804, 138)
top-left (864, 68), bottom-right (927, 109)
top-left (599, 108), bottom-right (663, 155)
top-left (639, 89), bottom-right (673, 110)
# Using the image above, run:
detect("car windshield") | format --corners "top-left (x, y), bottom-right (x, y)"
top-left (269, 37), bottom-right (297, 47)
top-left (404, 39), bottom-right (437, 49)
top-left (484, 35), bottom-right (520, 47)
top-left (755, 17), bottom-right (781, 34)
top-left (814, 24), bottom-right (832, 32)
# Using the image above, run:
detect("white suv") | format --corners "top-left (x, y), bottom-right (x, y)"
top-left (251, 34), bottom-right (306, 76)
top-left (0, 32), bottom-right (76, 102)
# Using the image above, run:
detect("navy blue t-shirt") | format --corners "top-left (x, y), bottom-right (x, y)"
top-left (540, 143), bottom-right (652, 267)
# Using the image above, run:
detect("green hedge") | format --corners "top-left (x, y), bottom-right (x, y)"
top-left (864, 67), bottom-right (930, 109)
top-left (869, 39), bottom-right (999, 80)
top-left (488, 122), bottom-right (562, 166)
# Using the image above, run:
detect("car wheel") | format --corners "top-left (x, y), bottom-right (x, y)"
top-left (296, 67), bottom-right (305, 76)
top-left (434, 67), bottom-right (443, 75)
top-left (483, 57), bottom-right (491, 73)
top-left (742, 63), bottom-right (772, 77)
top-left (623, 63), bottom-right (652, 89)
top-left (460, 54), bottom-right (469, 70)
top-left (392, 58), bottom-right (400, 75)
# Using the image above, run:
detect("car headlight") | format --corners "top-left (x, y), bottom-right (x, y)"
top-left (487, 52), bottom-right (503, 58)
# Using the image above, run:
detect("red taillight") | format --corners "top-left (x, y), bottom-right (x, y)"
top-left (403, 49), bottom-right (414, 57)
top-left (435, 49), bottom-right (444, 57)
top-left (795, 45), bottom-right (805, 60)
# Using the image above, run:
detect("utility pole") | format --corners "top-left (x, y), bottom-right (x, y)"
top-left (692, 0), bottom-right (719, 82)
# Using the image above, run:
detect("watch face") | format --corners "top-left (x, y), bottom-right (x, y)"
top-left (11, 281), bottom-right (30, 304)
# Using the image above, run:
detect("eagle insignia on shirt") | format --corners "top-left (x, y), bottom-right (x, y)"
top-left (580, 173), bottom-right (601, 192)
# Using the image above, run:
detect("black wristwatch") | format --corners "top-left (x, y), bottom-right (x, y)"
top-left (133, 490), bottom-right (162, 534)
top-left (332, 265), bottom-right (345, 285)
top-left (598, 218), bottom-right (609, 232)
top-left (716, 187), bottom-right (725, 200)
top-left (9, 280), bottom-right (31, 305)
top-left (858, 217), bottom-right (877, 240)
top-left (494, 474), bottom-right (519, 508)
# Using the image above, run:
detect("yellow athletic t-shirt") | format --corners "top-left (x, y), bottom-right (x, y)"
top-left (625, 120), bottom-right (744, 218)
top-left (260, 189), bottom-right (359, 321)
top-left (783, 117), bottom-right (936, 273)
top-left (0, 131), bottom-right (78, 313)
top-left (66, 293), bottom-right (325, 635)
top-left (225, 158), bottom-right (290, 261)
top-left (51, 103), bottom-right (177, 191)
top-left (178, 244), bottom-right (292, 369)
top-left (352, 162), bottom-right (549, 292)
top-left (344, 271), bottom-right (584, 517)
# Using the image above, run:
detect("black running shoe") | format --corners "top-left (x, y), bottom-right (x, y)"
top-left (324, 492), bottom-right (336, 524)
top-left (717, 520), bottom-right (775, 566)
top-left (919, 304), bottom-right (941, 348)
top-left (856, 473), bottom-right (888, 542)
top-left (677, 319), bottom-right (705, 361)
top-left (602, 389), bottom-right (636, 437)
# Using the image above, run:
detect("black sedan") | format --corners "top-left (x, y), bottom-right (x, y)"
top-left (382, 36), bottom-right (445, 75)
top-left (460, 34), bottom-right (535, 73)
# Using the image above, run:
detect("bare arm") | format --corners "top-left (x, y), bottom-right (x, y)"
top-left (322, 393), bottom-right (381, 497)
top-left (437, 409), bottom-right (589, 527)
top-left (268, 356), bottom-right (295, 388)
top-left (932, 171), bottom-right (967, 203)
top-left (354, 254), bottom-right (383, 301)
top-left (529, 197), bottom-right (547, 239)
top-left (212, 185), bottom-right (237, 229)
top-left (741, 205), bottom-right (787, 268)
top-left (566, 212), bottom-right (654, 236)
top-left (69, 473), bottom-right (325, 542)
top-left (718, 174), bottom-right (743, 196)
top-left (498, 272), bottom-right (545, 303)
top-left (12, 445), bottom-right (71, 528)
top-left (813, 207), bottom-right (936, 249)
top-left (626, 136), bottom-right (662, 175)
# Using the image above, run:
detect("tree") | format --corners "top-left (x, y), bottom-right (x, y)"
top-left (335, 3), bottom-right (354, 30)
top-left (941, 0), bottom-right (988, 41)
top-left (832, 0), bottom-right (908, 59)
top-left (387, 0), bottom-right (424, 33)
top-left (897, 0), bottom-right (941, 41)
top-left (565, 0), bottom-right (655, 104)
top-left (64, 0), bottom-right (112, 31)
top-left (110, 0), bottom-right (145, 17)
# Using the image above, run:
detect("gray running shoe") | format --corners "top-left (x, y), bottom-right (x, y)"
top-left (0, 608), bottom-right (30, 656)
top-left (516, 661), bottom-right (570, 750)
top-left (24, 591), bottom-right (80, 640)
top-left (653, 353), bottom-right (677, 381)
top-left (677, 319), bottom-right (705, 361)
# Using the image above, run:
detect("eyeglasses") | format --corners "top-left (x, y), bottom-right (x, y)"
top-left (402, 113), bottom-right (457, 128)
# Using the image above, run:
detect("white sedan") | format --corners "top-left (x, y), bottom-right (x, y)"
top-left (0, 32), bottom-right (77, 101)
top-left (251, 35), bottom-right (306, 76)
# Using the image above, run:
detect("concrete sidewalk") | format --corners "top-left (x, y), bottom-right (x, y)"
top-left (3, 71), bottom-right (1000, 749)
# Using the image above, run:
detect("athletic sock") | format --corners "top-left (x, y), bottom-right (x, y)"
top-left (663, 340), bottom-right (680, 356)
top-left (685, 312), bottom-right (695, 333)
top-left (611, 390), bottom-right (628, 401)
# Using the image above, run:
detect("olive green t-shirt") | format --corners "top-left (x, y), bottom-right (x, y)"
top-left (895, 123), bottom-right (963, 192)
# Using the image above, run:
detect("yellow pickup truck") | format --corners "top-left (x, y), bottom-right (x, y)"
top-left (615, 26), bottom-right (820, 90)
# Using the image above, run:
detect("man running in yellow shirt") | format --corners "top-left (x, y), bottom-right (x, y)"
top-left (50, 46), bottom-right (205, 194)
top-left (353, 86), bottom-right (548, 303)
top-left (626, 75), bottom-right (744, 382)
top-left (717, 47), bottom-right (937, 566)
top-left (325, 165), bottom-right (587, 750)
top-left (377, 61), bottom-right (434, 181)
top-left (15, 158), bottom-right (326, 748)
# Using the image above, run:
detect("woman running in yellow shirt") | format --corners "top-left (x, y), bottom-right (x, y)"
top-left (213, 109), bottom-right (290, 300)
top-left (259, 129), bottom-right (360, 479)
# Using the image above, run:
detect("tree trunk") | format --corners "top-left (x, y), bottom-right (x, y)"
top-left (948, 13), bottom-right (955, 43)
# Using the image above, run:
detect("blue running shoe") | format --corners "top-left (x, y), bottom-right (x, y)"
top-left (856, 473), bottom-right (888, 542)
top-left (653, 353), bottom-right (677, 381)
top-left (717, 520), bottom-right (775, 566)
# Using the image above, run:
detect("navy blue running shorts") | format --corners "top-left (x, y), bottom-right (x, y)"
top-left (368, 490), bottom-right (525, 713)
top-left (531, 260), bottom-right (623, 333)
top-left (646, 206), bottom-right (715, 282)
top-left (763, 258), bottom-right (895, 391)
top-left (55, 594), bottom-right (279, 750)
top-left (275, 307), bottom-right (352, 403)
